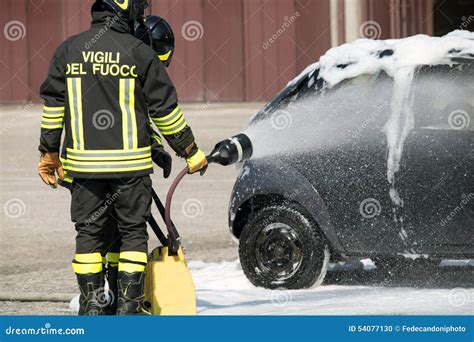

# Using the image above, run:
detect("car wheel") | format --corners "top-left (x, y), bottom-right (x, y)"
top-left (239, 204), bottom-right (330, 289)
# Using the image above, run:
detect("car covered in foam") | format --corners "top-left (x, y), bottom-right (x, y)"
top-left (229, 32), bottom-right (474, 289)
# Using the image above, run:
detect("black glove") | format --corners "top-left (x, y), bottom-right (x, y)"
top-left (152, 145), bottom-right (172, 178)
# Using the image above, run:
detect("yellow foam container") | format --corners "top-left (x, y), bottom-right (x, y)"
top-left (145, 246), bottom-right (196, 315)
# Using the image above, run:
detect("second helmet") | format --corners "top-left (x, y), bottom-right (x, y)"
top-left (145, 15), bottom-right (175, 67)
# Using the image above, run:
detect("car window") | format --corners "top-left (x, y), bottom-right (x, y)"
top-left (412, 63), bottom-right (473, 131)
top-left (274, 69), bottom-right (390, 115)
top-left (312, 71), bottom-right (394, 135)
top-left (263, 69), bottom-right (324, 112)
top-left (246, 68), bottom-right (324, 127)
top-left (327, 72), bottom-right (387, 93)
top-left (248, 68), bottom-right (393, 133)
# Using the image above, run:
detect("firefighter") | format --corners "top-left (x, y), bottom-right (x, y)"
top-left (37, 0), bottom-right (207, 315)
top-left (58, 15), bottom-right (176, 315)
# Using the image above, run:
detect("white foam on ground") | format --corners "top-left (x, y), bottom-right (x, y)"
top-left (68, 260), bottom-right (474, 315)
top-left (190, 260), bottom-right (474, 315)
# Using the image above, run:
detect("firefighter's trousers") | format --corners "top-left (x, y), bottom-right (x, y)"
top-left (70, 176), bottom-right (152, 256)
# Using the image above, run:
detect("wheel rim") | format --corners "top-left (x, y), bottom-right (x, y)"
top-left (254, 222), bottom-right (304, 282)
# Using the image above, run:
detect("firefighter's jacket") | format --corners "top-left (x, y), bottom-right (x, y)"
top-left (39, 10), bottom-right (194, 179)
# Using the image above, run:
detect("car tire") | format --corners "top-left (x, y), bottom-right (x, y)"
top-left (239, 204), bottom-right (330, 289)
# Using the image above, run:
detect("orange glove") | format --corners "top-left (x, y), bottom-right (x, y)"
top-left (38, 152), bottom-right (65, 188)
top-left (186, 148), bottom-right (208, 176)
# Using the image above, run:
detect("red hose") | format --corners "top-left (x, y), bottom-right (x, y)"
top-left (164, 167), bottom-right (189, 253)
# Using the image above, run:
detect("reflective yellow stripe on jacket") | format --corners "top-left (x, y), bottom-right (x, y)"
top-left (61, 147), bottom-right (152, 173)
top-left (119, 78), bottom-right (138, 150)
top-left (152, 105), bottom-right (187, 135)
top-left (67, 78), bottom-right (84, 150)
top-left (62, 77), bottom-right (154, 174)
top-left (41, 105), bottom-right (64, 129)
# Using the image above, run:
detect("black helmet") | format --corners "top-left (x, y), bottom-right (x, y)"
top-left (95, 0), bottom-right (149, 25)
top-left (145, 15), bottom-right (175, 67)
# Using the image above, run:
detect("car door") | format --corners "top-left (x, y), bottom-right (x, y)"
top-left (396, 63), bottom-right (474, 254)
top-left (287, 71), bottom-right (400, 254)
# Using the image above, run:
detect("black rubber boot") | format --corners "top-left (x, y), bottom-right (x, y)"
top-left (76, 272), bottom-right (105, 316)
top-left (104, 266), bottom-right (118, 315)
top-left (116, 271), bottom-right (150, 315)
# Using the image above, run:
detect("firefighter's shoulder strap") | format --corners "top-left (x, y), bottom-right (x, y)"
top-left (148, 214), bottom-right (168, 247)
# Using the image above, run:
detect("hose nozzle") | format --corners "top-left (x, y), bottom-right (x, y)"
top-left (207, 133), bottom-right (253, 166)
